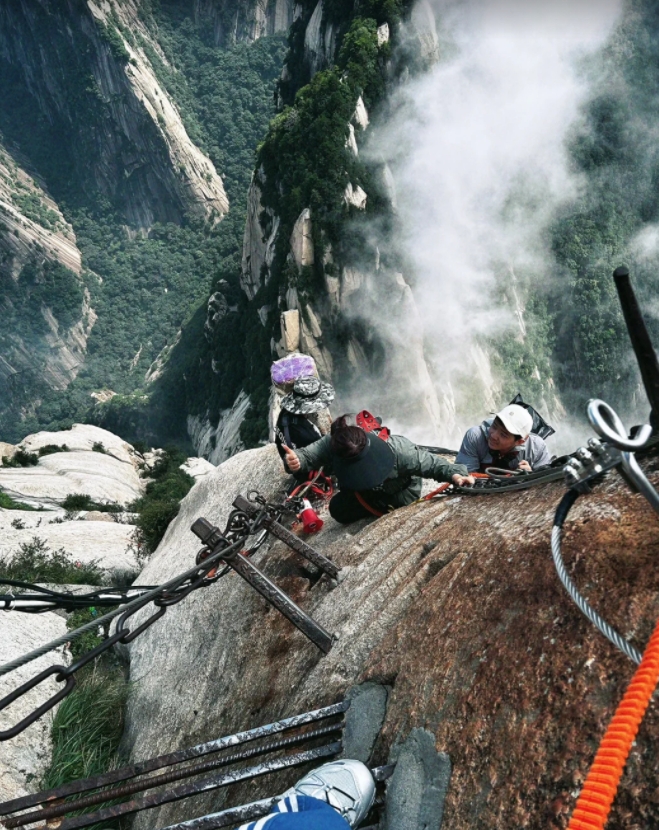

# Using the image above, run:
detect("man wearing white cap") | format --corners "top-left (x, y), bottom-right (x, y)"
top-left (456, 404), bottom-right (552, 473)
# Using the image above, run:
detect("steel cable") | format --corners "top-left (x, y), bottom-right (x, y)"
top-left (551, 489), bottom-right (642, 665)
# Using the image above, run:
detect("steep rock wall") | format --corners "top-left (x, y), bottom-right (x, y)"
top-left (194, 0), bottom-right (296, 46)
top-left (227, 4), bottom-right (447, 444)
top-left (187, 391), bottom-right (251, 465)
top-left (0, 0), bottom-right (228, 229)
top-left (0, 140), bottom-right (94, 408)
top-left (0, 613), bottom-right (70, 803)
top-left (123, 445), bottom-right (659, 829)
top-left (0, 145), bottom-right (82, 279)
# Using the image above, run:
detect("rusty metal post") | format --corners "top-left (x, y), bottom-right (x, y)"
top-left (613, 266), bottom-right (659, 422)
top-left (231, 496), bottom-right (340, 579)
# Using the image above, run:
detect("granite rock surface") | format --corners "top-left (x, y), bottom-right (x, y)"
top-left (121, 446), bottom-right (659, 829)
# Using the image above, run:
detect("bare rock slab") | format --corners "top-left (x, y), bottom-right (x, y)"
top-left (0, 613), bottom-right (70, 802)
top-left (385, 728), bottom-right (451, 830)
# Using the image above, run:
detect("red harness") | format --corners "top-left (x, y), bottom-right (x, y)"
top-left (354, 410), bottom-right (390, 441)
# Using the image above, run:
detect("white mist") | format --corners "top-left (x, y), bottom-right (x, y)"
top-left (365, 0), bottom-right (622, 452)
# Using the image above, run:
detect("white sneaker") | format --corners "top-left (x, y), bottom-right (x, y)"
top-left (283, 759), bottom-right (376, 828)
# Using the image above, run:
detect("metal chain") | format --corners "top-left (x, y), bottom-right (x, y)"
top-left (0, 504), bottom-right (271, 741)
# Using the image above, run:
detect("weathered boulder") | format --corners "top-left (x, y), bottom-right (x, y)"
top-left (0, 424), bottom-right (144, 509)
top-left (344, 183), bottom-right (368, 210)
top-left (0, 612), bottom-right (70, 802)
top-left (280, 309), bottom-right (301, 353)
top-left (123, 447), bottom-right (659, 829)
top-left (0, 510), bottom-right (138, 574)
top-left (181, 457), bottom-right (216, 480)
top-left (0, 450), bottom-right (142, 508)
top-left (20, 424), bottom-right (140, 468)
top-left (290, 208), bottom-right (315, 268)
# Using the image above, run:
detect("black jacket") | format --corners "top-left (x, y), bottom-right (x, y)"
top-left (275, 411), bottom-right (322, 476)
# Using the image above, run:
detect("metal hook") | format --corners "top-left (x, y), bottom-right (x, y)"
top-left (620, 451), bottom-right (659, 517)
top-left (586, 399), bottom-right (659, 516)
top-left (586, 399), bottom-right (652, 450)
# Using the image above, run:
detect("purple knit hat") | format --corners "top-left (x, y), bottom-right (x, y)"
top-left (271, 353), bottom-right (316, 386)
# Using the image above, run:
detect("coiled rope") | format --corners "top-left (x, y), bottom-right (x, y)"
top-left (551, 490), bottom-right (642, 665)
top-left (567, 616), bottom-right (659, 829)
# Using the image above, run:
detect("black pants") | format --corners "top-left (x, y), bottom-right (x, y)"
top-left (329, 490), bottom-right (382, 524)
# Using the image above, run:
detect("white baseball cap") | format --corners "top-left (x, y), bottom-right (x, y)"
top-left (495, 404), bottom-right (533, 439)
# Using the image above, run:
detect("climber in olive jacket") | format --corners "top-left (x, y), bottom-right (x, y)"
top-left (282, 416), bottom-right (473, 524)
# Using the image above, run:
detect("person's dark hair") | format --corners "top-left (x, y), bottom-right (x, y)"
top-left (493, 416), bottom-right (522, 441)
top-left (330, 416), bottom-right (367, 458)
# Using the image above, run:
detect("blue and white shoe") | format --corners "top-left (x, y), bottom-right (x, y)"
top-left (282, 759), bottom-right (376, 828)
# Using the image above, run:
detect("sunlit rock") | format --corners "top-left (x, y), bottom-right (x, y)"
top-left (123, 451), bottom-right (659, 829)
top-left (353, 96), bottom-right (370, 130)
top-left (290, 208), bottom-right (315, 267)
top-left (281, 309), bottom-right (301, 353)
top-left (344, 183), bottom-right (368, 210)
top-left (187, 391), bottom-right (251, 465)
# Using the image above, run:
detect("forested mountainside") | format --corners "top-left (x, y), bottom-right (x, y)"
top-left (3, 0), bottom-right (659, 456)
top-left (0, 0), bottom-right (286, 445)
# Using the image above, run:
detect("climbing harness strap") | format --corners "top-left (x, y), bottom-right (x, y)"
top-left (354, 492), bottom-right (385, 517)
top-left (287, 470), bottom-right (334, 503)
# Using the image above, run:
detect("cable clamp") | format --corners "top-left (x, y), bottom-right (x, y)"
top-left (564, 438), bottom-right (622, 492)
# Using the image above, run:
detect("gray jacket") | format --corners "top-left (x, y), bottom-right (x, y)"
top-left (295, 434), bottom-right (468, 507)
top-left (456, 418), bottom-right (552, 473)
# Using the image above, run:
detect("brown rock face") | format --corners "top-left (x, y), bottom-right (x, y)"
top-left (367, 476), bottom-right (659, 829)
top-left (124, 447), bottom-right (659, 829)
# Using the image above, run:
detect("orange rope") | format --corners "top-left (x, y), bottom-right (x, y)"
top-left (567, 616), bottom-right (659, 829)
top-left (422, 483), bottom-right (451, 500)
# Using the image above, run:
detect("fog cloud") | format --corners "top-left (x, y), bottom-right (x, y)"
top-left (359, 0), bottom-right (622, 451)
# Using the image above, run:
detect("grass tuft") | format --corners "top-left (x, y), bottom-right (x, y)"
top-left (0, 537), bottom-right (105, 584)
top-left (62, 494), bottom-right (121, 513)
top-left (0, 490), bottom-right (36, 510)
top-left (42, 665), bottom-right (128, 788)
top-left (38, 444), bottom-right (69, 456)
top-left (2, 449), bottom-right (39, 467)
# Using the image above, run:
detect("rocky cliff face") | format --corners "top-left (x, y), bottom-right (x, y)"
top-left (0, 0), bottom-right (235, 439)
top-left (0, 145), bottom-right (82, 279)
top-left (211, 0), bottom-right (452, 451)
top-left (0, 423), bottom-right (218, 803)
top-left (0, 139), bottom-right (93, 403)
top-left (194, 0), bottom-right (296, 46)
top-left (0, 424), bottom-right (147, 802)
top-left (0, 0), bottom-right (228, 229)
top-left (123, 445), bottom-right (659, 829)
